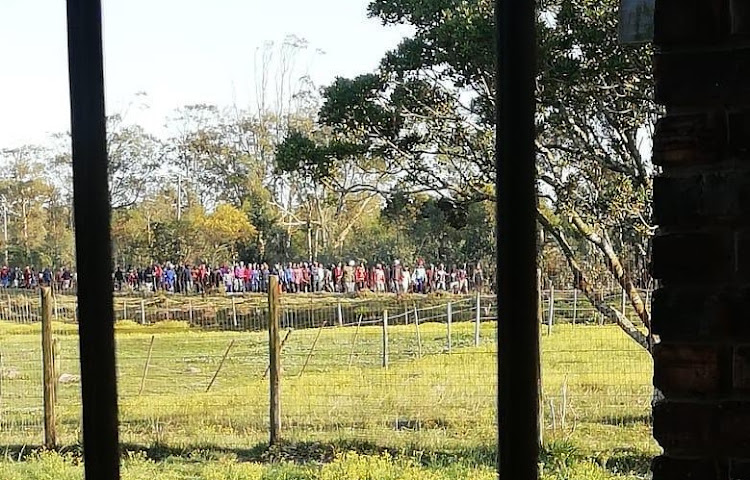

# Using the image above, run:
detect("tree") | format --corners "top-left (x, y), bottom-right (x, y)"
top-left (0, 147), bottom-right (56, 267)
top-left (199, 204), bottom-right (257, 265)
top-left (290, 0), bottom-right (655, 348)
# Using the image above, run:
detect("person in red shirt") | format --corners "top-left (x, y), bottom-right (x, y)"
top-left (333, 263), bottom-right (343, 293)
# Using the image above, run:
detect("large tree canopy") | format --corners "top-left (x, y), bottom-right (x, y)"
top-left (276, 0), bottom-right (657, 348)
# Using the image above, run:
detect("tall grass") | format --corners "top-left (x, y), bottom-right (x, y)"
top-left (0, 320), bottom-right (656, 478)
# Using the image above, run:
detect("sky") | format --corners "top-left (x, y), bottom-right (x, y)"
top-left (0, 0), bottom-right (412, 148)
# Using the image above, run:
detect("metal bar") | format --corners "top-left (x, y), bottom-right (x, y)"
top-left (65, 0), bottom-right (120, 478)
top-left (497, 0), bottom-right (539, 478)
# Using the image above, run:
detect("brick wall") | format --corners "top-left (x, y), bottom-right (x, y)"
top-left (651, 1), bottom-right (750, 478)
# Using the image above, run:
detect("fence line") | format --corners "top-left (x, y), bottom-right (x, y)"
top-left (0, 288), bottom-right (651, 331)
top-left (0, 286), bottom-right (653, 459)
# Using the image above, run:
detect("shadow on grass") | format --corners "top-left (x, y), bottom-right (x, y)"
top-left (0, 439), bottom-right (497, 469)
top-left (596, 413), bottom-right (652, 427)
top-left (602, 449), bottom-right (653, 476)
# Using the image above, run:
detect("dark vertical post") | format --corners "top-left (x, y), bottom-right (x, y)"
top-left (268, 275), bottom-right (281, 446)
top-left (41, 287), bottom-right (57, 449)
top-left (65, 1), bottom-right (121, 478)
top-left (497, 0), bottom-right (539, 479)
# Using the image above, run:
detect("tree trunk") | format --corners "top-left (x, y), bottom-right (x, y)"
top-left (567, 209), bottom-right (651, 331)
top-left (306, 211), bottom-right (313, 263)
top-left (538, 212), bottom-right (650, 350)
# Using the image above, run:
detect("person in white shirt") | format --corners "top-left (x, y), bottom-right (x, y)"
top-left (414, 261), bottom-right (427, 294)
top-left (402, 267), bottom-right (411, 294)
top-left (436, 263), bottom-right (447, 291)
top-left (374, 264), bottom-right (386, 293)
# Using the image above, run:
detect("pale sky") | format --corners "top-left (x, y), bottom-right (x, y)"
top-left (0, 0), bottom-right (412, 148)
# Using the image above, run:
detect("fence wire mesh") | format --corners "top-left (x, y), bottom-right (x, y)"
top-left (0, 287), bottom-right (654, 456)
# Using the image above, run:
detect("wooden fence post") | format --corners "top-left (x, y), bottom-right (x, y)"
top-left (188, 299), bottom-right (193, 324)
top-left (40, 287), bottom-right (57, 449)
top-left (337, 302), bottom-right (343, 327)
top-left (382, 309), bottom-right (389, 368)
top-left (621, 288), bottom-right (627, 317)
top-left (138, 335), bottom-right (155, 396)
top-left (206, 339), bottom-right (234, 393)
top-left (474, 292), bottom-right (481, 346)
top-left (268, 275), bottom-right (282, 446)
top-left (447, 302), bottom-right (452, 353)
top-left (232, 296), bottom-right (238, 328)
top-left (547, 286), bottom-right (555, 335)
top-left (572, 289), bottom-right (578, 326)
top-left (348, 315), bottom-right (363, 366)
top-left (264, 329), bottom-right (292, 378)
top-left (414, 305), bottom-right (422, 357)
top-left (140, 299), bottom-right (146, 325)
top-left (299, 321), bottom-right (327, 376)
top-left (536, 268), bottom-right (544, 447)
top-left (123, 301), bottom-right (127, 322)
top-left (53, 338), bottom-right (60, 404)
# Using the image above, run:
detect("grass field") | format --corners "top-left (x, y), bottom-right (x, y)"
top-left (0, 317), bottom-right (657, 479)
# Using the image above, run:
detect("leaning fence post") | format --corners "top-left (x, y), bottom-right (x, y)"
top-left (337, 302), bottom-right (343, 327)
top-left (348, 315), bottom-right (363, 366)
top-left (299, 321), bottom-right (327, 376)
top-left (447, 302), bottom-right (453, 353)
top-left (547, 286), bottom-right (555, 335)
top-left (206, 339), bottom-right (235, 393)
top-left (40, 286), bottom-right (57, 449)
top-left (138, 335), bottom-right (155, 396)
top-left (382, 309), bottom-right (389, 368)
top-left (474, 291), bottom-right (481, 346)
top-left (268, 275), bottom-right (282, 446)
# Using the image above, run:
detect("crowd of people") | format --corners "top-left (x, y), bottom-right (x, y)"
top-left (0, 266), bottom-right (76, 290)
top-left (113, 260), bottom-right (486, 295)
top-left (1, 259), bottom-right (488, 295)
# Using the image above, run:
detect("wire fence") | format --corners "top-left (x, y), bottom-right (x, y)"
top-left (0, 287), bottom-right (655, 456)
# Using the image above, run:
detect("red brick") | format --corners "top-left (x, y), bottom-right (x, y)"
top-left (731, 459), bottom-right (750, 479)
top-left (653, 175), bottom-right (703, 226)
top-left (651, 231), bottom-right (734, 282)
top-left (651, 286), bottom-right (750, 340)
top-left (728, 110), bottom-right (750, 153)
top-left (731, 0), bottom-right (750, 35)
top-left (654, 344), bottom-right (722, 394)
top-left (653, 113), bottom-right (726, 167)
top-left (717, 402), bottom-right (750, 453)
top-left (654, 172), bottom-right (750, 227)
top-left (736, 230), bottom-right (750, 275)
top-left (653, 402), bottom-right (716, 454)
top-left (652, 456), bottom-right (725, 480)
top-left (654, 0), bottom-right (728, 45)
top-left (655, 49), bottom-right (750, 107)
top-left (733, 346), bottom-right (750, 390)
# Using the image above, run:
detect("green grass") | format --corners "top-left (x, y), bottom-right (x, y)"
top-left (0, 318), bottom-right (657, 479)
